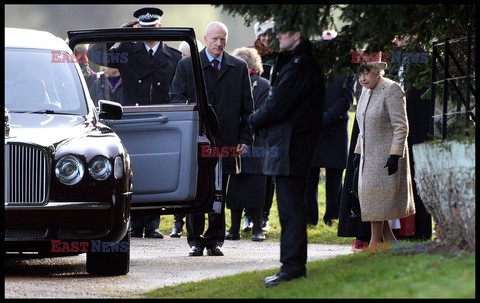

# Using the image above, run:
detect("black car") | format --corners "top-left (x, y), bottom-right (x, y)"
top-left (4, 27), bottom-right (222, 275)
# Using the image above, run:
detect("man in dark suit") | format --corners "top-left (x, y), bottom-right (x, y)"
top-left (170, 21), bottom-right (254, 256)
top-left (87, 7), bottom-right (182, 239)
top-left (305, 74), bottom-right (354, 226)
top-left (249, 27), bottom-right (325, 287)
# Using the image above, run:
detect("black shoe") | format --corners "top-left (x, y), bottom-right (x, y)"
top-left (189, 245), bottom-right (204, 256)
top-left (225, 231), bottom-right (240, 240)
top-left (130, 230), bottom-right (143, 238)
top-left (242, 215), bottom-right (253, 232)
top-left (261, 218), bottom-right (270, 232)
top-left (252, 232), bottom-right (265, 242)
top-left (145, 229), bottom-right (164, 239)
top-left (170, 226), bottom-right (183, 238)
top-left (206, 245), bottom-right (224, 256)
top-left (323, 218), bottom-right (333, 227)
top-left (264, 271), bottom-right (306, 288)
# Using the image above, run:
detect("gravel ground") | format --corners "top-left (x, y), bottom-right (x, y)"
top-left (5, 237), bottom-right (353, 298)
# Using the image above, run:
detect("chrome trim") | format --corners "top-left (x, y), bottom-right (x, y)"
top-left (4, 201), bottom-right (112, 210)
top-left (5, 143), bottom-right (50, 204)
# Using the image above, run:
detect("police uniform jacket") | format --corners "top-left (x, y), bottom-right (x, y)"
top-left (169, 48), bottom-right (254, 175)
top-left (88, 41), bottom-right (181, 105)
top-left (249, 40), bottom-right (325, 178)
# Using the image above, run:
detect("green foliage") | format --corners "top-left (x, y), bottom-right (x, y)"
top-left (217, 4), bottom-right (476, 92)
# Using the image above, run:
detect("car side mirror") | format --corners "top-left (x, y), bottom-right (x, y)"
top-left (98, 100), bottom-right (123, 120)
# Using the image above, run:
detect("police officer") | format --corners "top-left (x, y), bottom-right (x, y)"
top-left (249, 26), bottom-right (325, 287)
top-left (88, 7), bottom-right (181, 239)
top-left (87, 7), bottom-right (182, 105)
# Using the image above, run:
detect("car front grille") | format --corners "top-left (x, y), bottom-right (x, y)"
top-left (5, 143), bottom-right (50, 204)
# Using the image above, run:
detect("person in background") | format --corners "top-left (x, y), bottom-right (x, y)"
top-left (243, 20), bottom-right (278, 232)
top-left (89, 66), bottom-right (123, 106)
top-left (253, 20), bottom-right (278, 80)
top-left (249, 25), bottom-right (325, 287)
top-left (170, 38), bottom-right (204, 238)
top-left (305, 30), bottom-right (354, 227)
top-left (354, 58), bottom-right (416, 249)
top-left (225, 47), bottom-right (270, 242)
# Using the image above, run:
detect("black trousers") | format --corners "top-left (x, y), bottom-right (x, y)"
top-left (186, 174), bottom-right (229, 248)
top-left (229, 207), bottom-right (262, 234)
top-left (245, 176), bottom-right (275, 220)
top-left (276, 175), bottom-right (308, 276)
top-left (131, 214), bottom-right (160, 234)
top-left (305, 167), bottom-right (344, 223)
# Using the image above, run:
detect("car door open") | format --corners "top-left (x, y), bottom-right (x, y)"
top-left (68, 27), bottom-right (222, 215)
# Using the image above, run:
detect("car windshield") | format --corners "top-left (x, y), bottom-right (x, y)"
top-left (5, 48), bottom-right (88, 115)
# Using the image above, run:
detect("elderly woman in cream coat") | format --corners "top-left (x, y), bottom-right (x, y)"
top-left (354, 59), bottom-right (415, 247)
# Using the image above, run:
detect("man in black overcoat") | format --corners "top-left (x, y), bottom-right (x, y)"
top-left (170, 21), bottom-right (254, 257)
top-left (249, 27), bottom-right (325, 287)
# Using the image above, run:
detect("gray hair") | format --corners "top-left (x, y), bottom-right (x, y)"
top-left (232, 47), bottom-right (264, 75)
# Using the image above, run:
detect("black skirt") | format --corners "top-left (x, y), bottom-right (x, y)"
top-left (226, 173), bottom-right (267, 210)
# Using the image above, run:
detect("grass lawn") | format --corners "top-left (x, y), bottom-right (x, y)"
top-left (146, 251), bottom-right (475, 298)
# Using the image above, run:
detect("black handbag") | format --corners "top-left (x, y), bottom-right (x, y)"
top-left (349, 166), bottom-right (361, 218)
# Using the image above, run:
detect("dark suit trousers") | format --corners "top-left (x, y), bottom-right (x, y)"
top-left (186, 174), bottom-right (229, 248)
top-left (131, 214), bottom-right (160, 234)
top-left (305, 167), bottom-right (343, 222)
top-left (276, 176), bottom-right (308, 276)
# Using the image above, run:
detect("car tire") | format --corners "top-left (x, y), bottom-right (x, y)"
top-left (86, 231), bottom-right (130, 276)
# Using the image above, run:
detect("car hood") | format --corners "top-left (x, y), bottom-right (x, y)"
top-left (6, 113), bottom-right (95, 149)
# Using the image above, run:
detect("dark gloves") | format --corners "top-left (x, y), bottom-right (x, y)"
top-left (322, 111), bottom-right (332, 127)
top-left (353, 153), bottom-right (360, 169)
top-left (384, 155), bottom-right (401, 175)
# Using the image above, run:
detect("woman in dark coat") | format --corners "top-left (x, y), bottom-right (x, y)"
top-left (225, 47), bottom-right (270, 241)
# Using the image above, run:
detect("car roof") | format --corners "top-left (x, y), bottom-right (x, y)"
top-left (5, 27), bottom-right (71, 52)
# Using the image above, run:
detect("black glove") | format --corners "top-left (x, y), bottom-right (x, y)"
top-left (384, 155), bottom-right (400, 175)
top-left (353, 153), bottom-right (360, 169)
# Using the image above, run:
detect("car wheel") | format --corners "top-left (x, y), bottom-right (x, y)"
top-left (86, 231), bottom-right (130, 276)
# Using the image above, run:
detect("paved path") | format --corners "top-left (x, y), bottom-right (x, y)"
top-left (5, 237), bottom-right (353, 298)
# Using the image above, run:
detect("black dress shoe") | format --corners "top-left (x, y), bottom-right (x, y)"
top-left (264, 271), bottom-right (306, 287)
top-left (170, 226), bottom-right (182, 238)
top-left (130, 230), bottom-right (143, 238)
top-left (261, 218), bottom-right (270, 232)
top-left (189, 245), bottom-right (204, 256)
top-left (206, 245), bottom-right (224, 256)
top-left (252, 232), bottom-right (265, 241)
top-left (225, 231), bottom-right (240, 240)
top-left (145, 229), bottom-right (164, 239)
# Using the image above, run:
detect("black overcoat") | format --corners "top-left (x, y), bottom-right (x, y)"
top-left (226, 73), bottom-right (270, 210)
top-left (311, 75), bottom-right (354, 169)
top-left (249, 40), bottom-right (325, 178)
top-left (88, 41), bottom-right (181, 105)
top-left (169, 48), bottom-right (254, 175)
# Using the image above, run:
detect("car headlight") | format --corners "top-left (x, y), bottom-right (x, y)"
top-left (89, 156), bottom-right (112, 181)
top-left (55, 155), bottom-right (84, 185)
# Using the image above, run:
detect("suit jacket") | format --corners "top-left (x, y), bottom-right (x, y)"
top-left (88, 41), bottom-right (181, 105)
top-left (249, 40), bottom-right (325, 178)
top-left (169, 48), bottom-right (254, 175)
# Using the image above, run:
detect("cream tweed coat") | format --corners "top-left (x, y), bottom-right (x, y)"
top-left (354, 77), bottom-right (415, 221)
